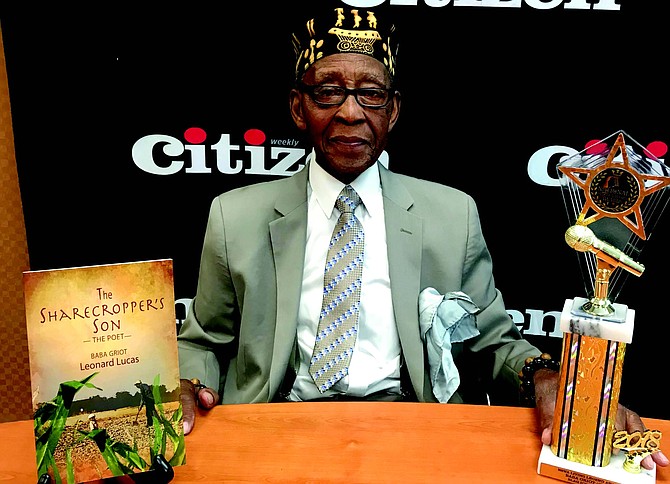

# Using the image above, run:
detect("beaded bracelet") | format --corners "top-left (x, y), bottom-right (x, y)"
top-left (518, 353), bottom-right (560, 406)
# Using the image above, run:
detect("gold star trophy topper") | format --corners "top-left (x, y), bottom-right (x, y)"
top-left (557, 130), bottom-right (670, 310)
top-left (559, 131), bottom-right (670, 241)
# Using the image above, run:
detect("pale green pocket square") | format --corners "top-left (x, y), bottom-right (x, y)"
top-left (419, 287), bottom-right (480, 403)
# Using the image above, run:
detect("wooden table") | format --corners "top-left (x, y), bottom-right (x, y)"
top-left (1, 402), bottom-right (669, 483)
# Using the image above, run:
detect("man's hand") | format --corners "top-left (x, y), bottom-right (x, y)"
top-left (180, 378), bottom-right (220, 435)
top-left (534, 369), bottom-right (669, 470)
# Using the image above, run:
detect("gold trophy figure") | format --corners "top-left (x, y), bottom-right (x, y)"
top-left (564, 223), bottom-right (644, 316)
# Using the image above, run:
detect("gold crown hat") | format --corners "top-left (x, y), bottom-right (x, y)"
top-left (292, 3), bottom-right (398, 82)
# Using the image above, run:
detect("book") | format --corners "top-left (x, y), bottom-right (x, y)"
top-left (24, 259), bottom-right (185, 483)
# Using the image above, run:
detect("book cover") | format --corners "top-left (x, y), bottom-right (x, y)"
top-left (24, 259), bottom-right (185, 483)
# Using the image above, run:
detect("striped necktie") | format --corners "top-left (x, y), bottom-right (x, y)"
top-left (310, 185), bottom-right (365, 393)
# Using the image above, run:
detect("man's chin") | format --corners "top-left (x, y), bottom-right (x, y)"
top-left (327, 157), bottom-right (376, 177)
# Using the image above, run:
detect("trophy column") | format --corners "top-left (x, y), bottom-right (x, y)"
top-left (538, 227), bottom-right (651, 482)
top-left (551, 322), bottom-right (628, 466)
top-left (551, 264), bottom-right (634, 467)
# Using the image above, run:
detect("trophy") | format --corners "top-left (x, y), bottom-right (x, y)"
top-left (537, 131), bottom-right (669, 483)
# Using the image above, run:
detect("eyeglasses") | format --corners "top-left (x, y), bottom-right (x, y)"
top-left (299, 84), bottom-right (395, 108)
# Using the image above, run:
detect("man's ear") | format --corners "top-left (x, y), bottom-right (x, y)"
top-left (289, 89), bottom-right (307, 131)
top-left (388, 91), bottom-right (401, 132)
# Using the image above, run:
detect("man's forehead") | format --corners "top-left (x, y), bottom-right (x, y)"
top-left (306, 54), bottom-right (389, 83)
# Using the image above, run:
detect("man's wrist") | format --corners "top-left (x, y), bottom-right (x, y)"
top-left (518, 353), bottom-right (560, 406)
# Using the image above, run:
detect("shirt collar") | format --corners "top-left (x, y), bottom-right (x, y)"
top-left (307, 150), bottom-right (382, 218)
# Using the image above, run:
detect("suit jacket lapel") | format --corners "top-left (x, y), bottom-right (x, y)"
top-left (379, 166), bottom-right (426, 399)
top-left (268, 166), bottom-right (309, 393)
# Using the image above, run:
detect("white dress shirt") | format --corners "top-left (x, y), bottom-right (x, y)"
top-left (289, 154), bottom-right (401, 401)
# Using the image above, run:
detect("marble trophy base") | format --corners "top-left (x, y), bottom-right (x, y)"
top-left (538, 445), bottom-right (656, 483)
top-left (559, 297), bottom-right (634, 344)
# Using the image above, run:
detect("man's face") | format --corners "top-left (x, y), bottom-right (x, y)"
top-left (290, 53), bottom-right (400, 183)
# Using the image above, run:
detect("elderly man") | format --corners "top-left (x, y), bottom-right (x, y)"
top-left (177, 1), bottom-right (667, 471)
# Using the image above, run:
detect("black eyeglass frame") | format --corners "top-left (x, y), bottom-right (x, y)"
top-left (298, 83), bottom-right (396, 109)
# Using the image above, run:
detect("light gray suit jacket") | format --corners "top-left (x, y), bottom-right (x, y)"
top-left (177, 161), bottom-right (539, 404)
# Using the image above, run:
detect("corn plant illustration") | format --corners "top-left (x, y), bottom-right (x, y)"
top-left (34, 372), bottom-right (185, 483)
top-left (33, 372), bottom-right (103, 483)
top-left (148, 373), bottom-right (186, 468)
top-left (74, 373), bottom-right (185, 479)
top-left (75, 426), bottom-right (149, 477)
top-left (128, 373), bottom-right (185, 468)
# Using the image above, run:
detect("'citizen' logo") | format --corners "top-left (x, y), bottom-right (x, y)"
top-left (132, 127), bottom-right (305, 177)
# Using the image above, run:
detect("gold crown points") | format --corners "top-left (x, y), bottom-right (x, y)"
top-left (382, 37), bottom-right (396, 78)
top-left (333, 8), bottom-right (379, 32)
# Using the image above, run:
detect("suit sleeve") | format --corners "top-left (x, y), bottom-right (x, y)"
top-left (177, 197), bottom-right (237, 393)
top-left (459, 195), bottom-right (540, 404)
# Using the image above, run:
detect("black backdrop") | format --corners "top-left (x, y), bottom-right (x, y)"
top-left (2, 1), bottom-right (669, 419)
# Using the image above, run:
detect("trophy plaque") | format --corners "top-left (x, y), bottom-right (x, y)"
top-left (537, 131), bottom-right (669, 483)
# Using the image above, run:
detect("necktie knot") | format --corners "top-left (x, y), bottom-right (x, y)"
top-left (336, 186), bottom-right (361, 215)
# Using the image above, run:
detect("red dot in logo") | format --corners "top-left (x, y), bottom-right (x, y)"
top-left (184, 127), bottom-right (207, 144)
top-left (585, 139), bottom-right (608, 155)
top-left (244, 128), bottom-right (266, 146)
top-left (644, 141), bottom-right (668, 159)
